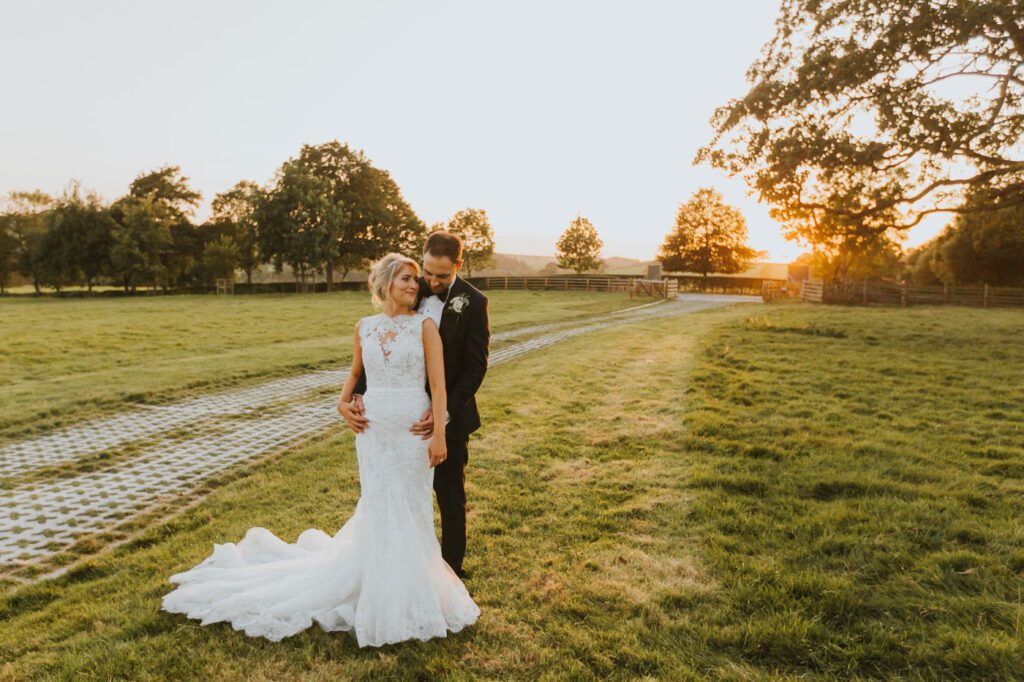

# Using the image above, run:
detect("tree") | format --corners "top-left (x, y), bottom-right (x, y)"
top-left (0, 214), bottom-right (17, 293)
top-left (907, 193), bottom-right (1024, 287)
top-left (202, 234), bottom-right (240, 284)
top-left (698, 0), bottom-right (1024, 247)
top-left (128, 165), bottom-right (202, 221)
top-left (256, 150), bottom-right (344, 291)
top-left (5, 191), bottom-right (53, 293)
top-left (211, 181), bottom-right (262, 284)
top-left (257, 141), bottom-right (426, 289)
top-left (109, 197), bottom-right (173, 292)
top-left (46, 183), bottom-right (116, 292)
top-left (163, 222), bottom-right (204, 291)
top-left (39, 195), bottom-right (83, 292)
top-left (658, 188), bottom-right (760, 283)
top-left (555, 215), bottom-right (603, 274)
top-left (337, 162), bottom-right (425, 273)
top-left (334, 252), bottom-right (368, 282)
top-left (941, 205), bottom-right (1024, 287)
top-left (904, 239), bottom-right (945, 286)
top-left (125, 166), bottom-right (203, 291)
top-left (809, 234), bottom-right (903, 283)
top-left (442, 208), bottom-right (495, 277)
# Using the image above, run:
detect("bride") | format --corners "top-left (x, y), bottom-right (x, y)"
top-left (161, 253), bottom-right (481, 647)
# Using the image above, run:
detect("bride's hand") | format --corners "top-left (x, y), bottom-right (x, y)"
top-left (338, 395), bottom-right (369, 433)
top-left (428, 436), bottom-right (447, 468)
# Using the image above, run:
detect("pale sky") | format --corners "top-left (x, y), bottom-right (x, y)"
top-left (0, 0), bottom-right (945, 262)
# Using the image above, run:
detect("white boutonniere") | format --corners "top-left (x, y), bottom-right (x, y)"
top-left (448, 293), bottom-right (470, 315)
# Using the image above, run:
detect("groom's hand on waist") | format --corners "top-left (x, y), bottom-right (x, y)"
top-left (339, 395), bottom-right (369, 433)
top-left (409, 409), bottom-right (451, 440)
top-left (410, 409), bottom-right (434, 439)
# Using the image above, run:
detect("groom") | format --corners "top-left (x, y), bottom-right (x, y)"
top-left (341, 231), bottom-right (490, 580)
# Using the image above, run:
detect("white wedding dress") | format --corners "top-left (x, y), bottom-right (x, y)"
top-left (161, 312), bottom-right (480, 647)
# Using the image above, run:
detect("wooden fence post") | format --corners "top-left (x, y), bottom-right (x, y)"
top-left (901, 281), bottom-right (908, 307)
top-left (984, 283), bottom-right (990, 308)
top-left (943, 281), bottom-right (949, 305)
top-left (862, 281), bottom-right (868, 305)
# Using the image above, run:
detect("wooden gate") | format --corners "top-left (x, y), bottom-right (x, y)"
top-left (630, 279), bottom-right (678, 299)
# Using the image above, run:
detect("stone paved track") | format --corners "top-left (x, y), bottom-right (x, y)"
top-left (0, 294), bottom-right (758, 566)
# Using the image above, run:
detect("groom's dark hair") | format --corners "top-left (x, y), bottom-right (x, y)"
top-left (424, 230), bottom-right (463, 263)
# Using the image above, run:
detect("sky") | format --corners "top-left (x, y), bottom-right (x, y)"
top-left (0, 0), bottom-right (947, 262)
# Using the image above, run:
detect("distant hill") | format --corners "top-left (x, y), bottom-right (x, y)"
top-left (473, 253), bottom-right (548, 277)
top-left (603, 256), bottom-right (642, 271)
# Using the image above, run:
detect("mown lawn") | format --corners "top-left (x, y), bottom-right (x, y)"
top-left (1, 300), bottom-right (1022, 679)
top-left (680, 302), bottom-right (1024, 678)
top-left (0, 290), bottom-right (651, 438)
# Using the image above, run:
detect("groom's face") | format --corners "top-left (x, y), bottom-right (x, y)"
top-left (422, 252), bottom-right (462, 295)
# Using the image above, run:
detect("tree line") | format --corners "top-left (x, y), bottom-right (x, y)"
top-left (0, 141), bottom-right (496, 294)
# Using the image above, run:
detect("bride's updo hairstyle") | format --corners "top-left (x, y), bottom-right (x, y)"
top-left (368, 253), bottom-right (419, 308)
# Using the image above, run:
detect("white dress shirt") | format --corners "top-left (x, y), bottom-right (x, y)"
top-left (418, 276), bottom-right (457, 326)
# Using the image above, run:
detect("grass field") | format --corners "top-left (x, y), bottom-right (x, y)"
top-left (1, 300), bottom-right (1023, 678)
top-left (0, 290), bottom-right (653, 439)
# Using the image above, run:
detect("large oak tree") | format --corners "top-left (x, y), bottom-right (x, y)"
top-left (698, 1), bottom-right (1024, 246)
top-left (257, 142), bottom-right (425, 289)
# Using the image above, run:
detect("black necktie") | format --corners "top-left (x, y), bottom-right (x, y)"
top-left (435, 287), bottom-right (449, 302)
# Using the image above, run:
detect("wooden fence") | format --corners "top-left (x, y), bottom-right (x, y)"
top-left (762, 280), bottom-right (804, 302)
top-left (472, 276), bottom-right (635, 292)
top-left (802, 281), bottom-right (823, 303)
top-left (471, 275), bottom-right (767, 296)
top-left (799, 280), bottom-right (1024, 308)
top-left (672, 275), bottom-right (768, 295)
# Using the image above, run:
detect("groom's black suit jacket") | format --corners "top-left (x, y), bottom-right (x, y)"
top-left (355, 275), bottom-right (490, 440)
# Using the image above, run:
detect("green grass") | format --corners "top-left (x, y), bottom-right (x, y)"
top-left (0, 290), bottom-right (651, 438)
top-left (1, 300), bottom-right (1022, 679)
top-left (680, 302), bottom-right (1024, 678)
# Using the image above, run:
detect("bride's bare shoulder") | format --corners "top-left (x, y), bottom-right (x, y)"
top-left (356, 313), bottom-right (379, 334)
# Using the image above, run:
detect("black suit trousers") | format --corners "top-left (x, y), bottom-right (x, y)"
top-left (433, 435), bottom-right (468, 575)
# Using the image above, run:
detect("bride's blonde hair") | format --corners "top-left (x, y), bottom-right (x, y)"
top-left (368, 253), bottom-right (419, 308)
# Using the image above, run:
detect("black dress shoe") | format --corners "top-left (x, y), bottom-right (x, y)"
top-left (455, 568), bottom-right (471, 581)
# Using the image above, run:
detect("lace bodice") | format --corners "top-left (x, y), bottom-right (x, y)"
top-left (358, 313), bottom-right (427, 390)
